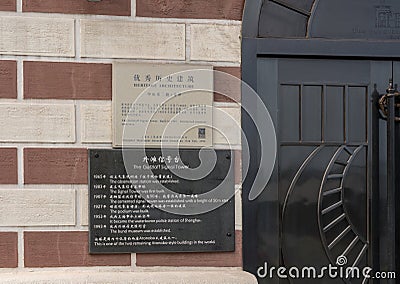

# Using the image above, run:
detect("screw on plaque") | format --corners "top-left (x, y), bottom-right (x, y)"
top-left (95, 153), bottom-right (100, 158)
top-left (227, 232), bottom-right (232, 237)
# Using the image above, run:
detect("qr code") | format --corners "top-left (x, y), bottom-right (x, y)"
top-left (198, 128), bottom-right (206, 139)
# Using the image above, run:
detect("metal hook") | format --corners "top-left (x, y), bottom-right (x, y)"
top-left (378, 80), bottom-right (400, 122)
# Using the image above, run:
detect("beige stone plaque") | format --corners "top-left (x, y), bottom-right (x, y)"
top-left (113, 63), bottom-right (213, 148)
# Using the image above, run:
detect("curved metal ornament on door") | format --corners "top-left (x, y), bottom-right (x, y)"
top-left (318, 146), bottom-right (369, 278)
top-left (281, 144), bottom-right (369, 283)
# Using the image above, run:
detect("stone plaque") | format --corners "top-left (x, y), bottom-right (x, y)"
top-left (89, 149), bottom-right (235, 253)
top-left (113, 63), bottom-right (213, 148)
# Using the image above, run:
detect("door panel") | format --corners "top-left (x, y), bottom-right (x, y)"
top-left (278, 59), bottom-right (369, 283)
top-left (301, 85), bottom-right (322, 141)
top-left (244, 58), bottom-right (391, 283)
top-left (282, 146), bottom-right (341, 284)
top-left (324, 86), bottom-right (344, 142)
top-left (347, 87), bottom-right (368, 143)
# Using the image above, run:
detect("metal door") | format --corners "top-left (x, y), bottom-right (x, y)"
top-left (242, 58), bottom-right (399, 283)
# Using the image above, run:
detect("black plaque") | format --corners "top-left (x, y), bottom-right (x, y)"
top-left (89, 149), bottom-right (235, 253)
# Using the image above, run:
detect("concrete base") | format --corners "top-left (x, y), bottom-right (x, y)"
top-left (0, 270), bottom-right (257, 284)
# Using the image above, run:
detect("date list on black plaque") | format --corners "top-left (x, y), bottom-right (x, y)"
top-left (89, 149), bottom-right (235, 253)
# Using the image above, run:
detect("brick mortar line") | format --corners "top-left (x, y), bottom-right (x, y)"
top-left (132, 266), bottom-right (243, 272)
top-left (0, 56), bottom-right (241, 67)
top-left (0, 10), bottom-right (242, 25)
top-left (131, 0), bottom-right (136, 19)
top-left (0, 143), bottom-right (111, 148)
top-left (0, 183), bottom-right (242, 190)
top-left (16, 59), bottom-right (23, 101)
top-left (74, 189), bottom-right (80, 228)
top-left (75, 101), bottom-right (83, 145)
top-left (0, 227), bottom-right (87, 232)
top-left (185, 24), bottom-right (190, 62)
top-left (0, 266), bottom-right (245, 273)
top-left (214, 102), bottom-right (241, 108)
top-left (17, 147), bottom-right (23, 187)
top-left (0, 266), bottom-right (134, 273)
top-left (0, 141), bottom-right (241, 147)
top-left (0, 99), bottom-right (111, 104)
top-left (0, 143), bottom-right (242, 150)
top-left (76, 188), bottom-right (84, 229)
top-left (0, 266), bottom-right (244, 272)
top-left (0, 11), bottom-right (131, 21)
top-left (16, 0), bottom-right (22, 13)
top-left (131, 253), bottom-right (137, 270)
top-left (0, 99), bottom-right (18, 103)
top-left (135, 16), bottom-right (242, 25)
top-left (213, 144), bottom-right (242, 150)
top-left (0, 102), bottom-right (241, 110)
top-left (75, 19), bottom-right (80, 59)
top-left (0, 185), bottom-right (87, 189)
top-left (0, 185), bottom-right (19, 190)
top-left (17, 230), bottom-right (24, 268)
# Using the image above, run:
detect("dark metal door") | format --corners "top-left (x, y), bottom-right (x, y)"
top-left (243, 58), bottom-right (399, 283)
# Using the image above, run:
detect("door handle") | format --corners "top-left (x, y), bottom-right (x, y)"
top-left (378, 80), bottom-right (400, 122)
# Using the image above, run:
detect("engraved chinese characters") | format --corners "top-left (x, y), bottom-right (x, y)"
top-left (113, 63), bottom-right (213, 148)
top-left (89, 149), bottom-right (235, 253)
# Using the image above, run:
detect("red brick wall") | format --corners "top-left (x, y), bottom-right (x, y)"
top-left (23, 0), bottom-right (131, 16)
top-left (0, 61), bottom-right (17, 99)
top-left (214, 67), bottom-right (241, 103)
top-left (24, 62), bottom-right (111, 100)
top-left (24, 148), bottom-right (88, 184)
top-left (0, 148), bottom-right (17, 184)
top-left (0, 233), bottom-right (18, 268)
top-left (24, 232), bottom-right (130, 267)
top-left (0, 0), bottom-right (16, 12)
top-left (137, 0), bottom-right (244, 20)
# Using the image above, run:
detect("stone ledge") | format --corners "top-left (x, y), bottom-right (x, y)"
top-left (0, 270), bottom-right (257, 284)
